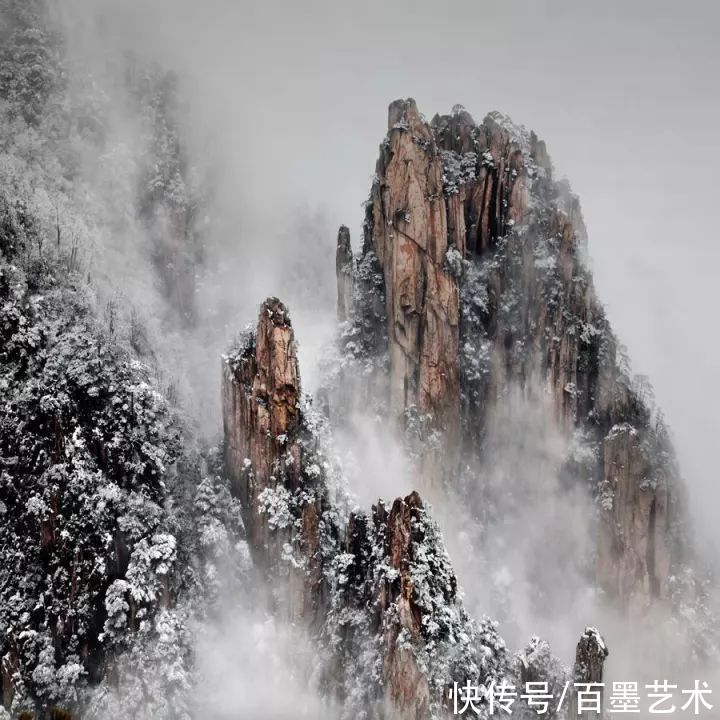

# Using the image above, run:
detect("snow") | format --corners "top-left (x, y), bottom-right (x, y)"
top-left (258, 485), bottom-right (295, 531)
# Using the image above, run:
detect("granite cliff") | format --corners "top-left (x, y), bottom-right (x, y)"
top-left (220, 99), bottom-right (712, 717)
top-left (330, 99), bottom-right (688, 615)
top-left (223, 298), bottom-right (608, 719)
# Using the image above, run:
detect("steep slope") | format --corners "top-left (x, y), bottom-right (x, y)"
top-left (0, 0), bottom-right (714, 713)
top-left (0, 3), bottom-right (245, 718)
top-left (223, 298), bottom-right (510, 718)
top-left (222, 298), bottom-right (612, 719)
top-left (0, 170), bottom-right (248, 720)
top-left (331, 98), bottom-right (691, 619)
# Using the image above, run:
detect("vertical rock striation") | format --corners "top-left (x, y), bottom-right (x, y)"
top-left (222, 298), bottom-right (513, 718)
top-left (331, 99), bottom-right (689, 616)
top-left (222, 297), bottom-right (301, 552)
top-left (366, 99), bottom-right (461, 447)
top-left (597, 424), bottom-right (671, 610)
top-left (222, 298), bottom-right (326, 623)
top-left (336, 225), bottom-right (354, 322)
top-left (571, 627), bottom-right (608, 719)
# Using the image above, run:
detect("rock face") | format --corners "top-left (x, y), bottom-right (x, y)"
top-left (571, 627), bottom-right (608, 719)
top-left (222, 100), bottom-right (700, 717)
top-left (336, 225), bottom-right (354, 322)
top-left (222, 297), bottom-right (300, 540)
top-left (573, 627), bottom-right (608, 685)
top-left (597, 425), bottom-right (671, 611)
top-left (222, 298), bottom-right (325, 623)
top-left (431, 104), bottom-right (530, 255)
top-left (368, 100), bottom-right (460, 431)
top-left (333, 99), bottom-right (687, 615)
top-left (222, 299), bottom-right (511, 718)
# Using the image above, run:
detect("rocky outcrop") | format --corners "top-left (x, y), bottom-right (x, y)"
top-left (431, 104), bottom-right (530, 254)
top-left (597, 424), bottom-right (671, 611)
top-left (222, 298), bottom-right (300, 535)
top-left (344, 99), bottom-right (539, 483)
top-left (336, 225), bottom-right (354, 322)
top-left (222, 99), bottom-right (698, 716)
top-left (331, 99), bottom-right (688, 616)
top-left (223, 298), bottom-right (511, 718)
top-left (376, 493), bottom-right (432, 717)
top-left (222, 298), bottom-right (325, 622)
top-left (573, 627), bottom-right (608, 685)
top-left (571, 627), bottom-right (608, 719)
top-left (365, 99), bottom-right (461, 447)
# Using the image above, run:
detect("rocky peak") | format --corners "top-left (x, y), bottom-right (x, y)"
top-left (222, 298), bottom-right (516, 718)
top-left (571, 627), bottom-right (609, 719)
top-left (336, 225), bottom-right (353, 322)
top-left (222, 298), bottom-right (305, 573)
top-left (221, 298), bottom-right (614, 717)
top-left (333, 99), bottom-right (690, 620)
top-left (220, 98), bottom-right (706, 717)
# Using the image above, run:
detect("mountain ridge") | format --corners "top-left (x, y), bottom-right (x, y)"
top-left (219, 98), bottom-right (714, 717)
top-left (0, 4), bottom-right (716, 711)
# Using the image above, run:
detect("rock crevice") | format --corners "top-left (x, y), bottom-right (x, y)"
top-left (223, 298), bottom-right (512, 718)
top-left (333, 99), bottom-right (687, 615)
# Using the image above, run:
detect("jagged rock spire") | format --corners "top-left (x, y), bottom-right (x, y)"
top-left (222, 298), bottom-right (304, 570)
top-left (336, 225), bottom-right (353, 321)
top-left (369, 98), bottom-right (460, 433)
top-left (572, 627), bottom-right (609, 718)
top-left (222, 297), bottom-right (300, 504)
top-left (332, 99), bottom-right (686, 617)
top-left (222, 298), bottom-right (513, 718)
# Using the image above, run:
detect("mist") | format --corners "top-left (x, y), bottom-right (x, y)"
top-left (40, 0), bottom-right (720, 715)
top-left (192, 582), bottom-right (336, 720)
top-left (56, 0), bottom-right (720, 552)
